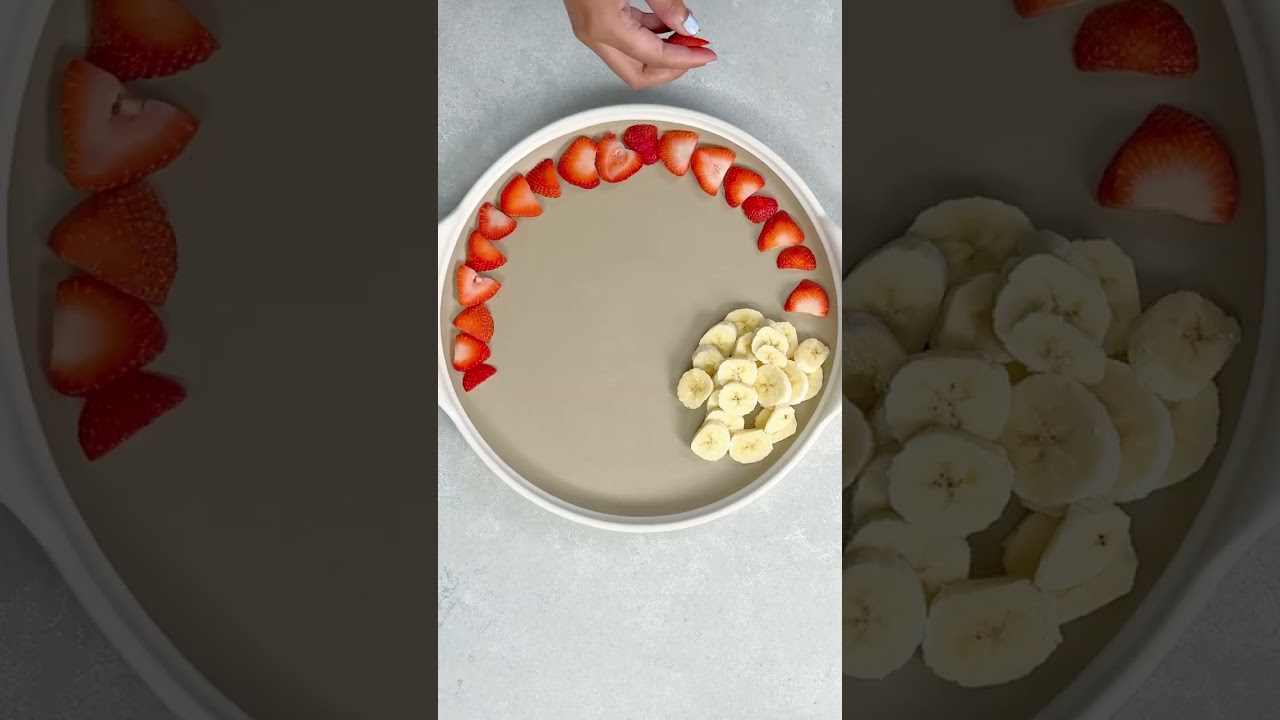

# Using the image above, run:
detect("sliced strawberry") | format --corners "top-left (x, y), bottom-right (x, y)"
top-left (1013, 0), bottom-right (1081, 17)
top-left (784, 280), bottom-right (829, 318)
top-left (558, 136), bottom-right (601, 190)
top-left (462, 363), bottom-right (497, 392)
top-left (1097, 105), bottom-right (1237, 224)
top-left (742, 195), bottom-right (779, 224)
top-left (61, 59), bottom-right (199, 192)
top-left (78, 370), bottom-right (185, 460)
top-left (453, 333), bottom-right (491, 372)
top-left (49, 275), bottom-right (166, 396)
top-left (456, 264), bottom-right (501, 307)
top-left (452, 304), bottom-right (494, 343)
top-left (465, 231), bottom-right (507, 272)
top-left (49, 182), bottom-right (177, 305)
top-left (757, 211), bottom-right (805, 251)
top-left (777, 246), bottom-right (818, 271)
top-left (690, 146), bottom-right (736, 196)
top-left (596, 133), bottom-right (643, 183)
top-left (622, 123), bottom-right (660, 165)
top-left (658, 130), bottom-right (699, 176)
top-left (87, 0), bottom-right (219, 81)
top-left (665, 35), bottom-right (711, 48)
top-left (476, 202), bottom-right (515, 240)
top-left (1074, 0), bottom-right (1198, 77)
top-left (723, 166), bottom-right (765, 208)
top-left (500, 174), bottom-right (542, 218)
top-left (527, 158), bottom-right (561, 198)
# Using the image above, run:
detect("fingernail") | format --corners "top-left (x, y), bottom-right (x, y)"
top-left (683, 12), bottom-right (700, 35)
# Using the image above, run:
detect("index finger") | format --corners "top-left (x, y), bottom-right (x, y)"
top-left (606, 26), bottom-right (715, 70)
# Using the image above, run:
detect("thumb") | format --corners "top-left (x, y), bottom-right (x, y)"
top-left (648, 0), bottom-right (699, 36)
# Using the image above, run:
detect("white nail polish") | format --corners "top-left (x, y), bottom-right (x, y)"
top-left (683, 12), bottom-right (700, 36)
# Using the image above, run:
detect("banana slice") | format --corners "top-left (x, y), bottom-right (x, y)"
top-left (908, 197), bottom-right (1033, 283)
top-left (868, 401), bottom-right (894, 448)
top-left (732, 331), bottom-right (756, 358)
top-left (845, 397), bottom-right (875, 483)
top-left (676, 368), bottom-right (714, 409)
top-left (1021, 498), bottom-right (1067, 518)
top-left (706, 409), bottom-right (746, 433)
top-left (769, 321), bottom-right (800, 359)
top-left (930, 272), bottom-right (1013, 363)
top-left (848, 512), bottom-right (971, 596)
top-left (692, 344), bottom-right (726, 376)
top-left (752, 326), bottom-right (791, 367)
top-left (802, 366), bottom-right (824, 403)
top-left (760, 404), bottom-right (796, 434)
top-left (1127, 291), bottom-right (1242, 402)
top-left (1034, 500), bottom-right (1131, 591)
top-left (883, 351), bottom-right (1012, 441)
top-left (1159, 381), bottom-right (1220, 489)
top-left (725, 308), bottom-right (765, 335)
top-left (992, 254), bottom-right (1112, 345)
top-left (1088, 360), bottom-right (1175, 502)
top-left (716, 357), bottom-right (758, 386)
top-left (1017, 228), bottom-right (1072, 257)
top-left (922, 578), bottom-right (1062, 688)
top-left (842, 311), bottom-right (907, 411)
top-left (717, 382), bottom-right (759, 416)
top-left (1002, 512), bottom-right (1061, 579)
top-left (850, 453), bottom-right (894, 526)
top-left (699, 320), bottom-right (740, 357)
top-left (707, 390), bottom-right (720, 411)
top-left (691, 422), bottom-right (731, 461)
top-left (781, 361), bottom-right (810, 404)
top-left (729, 428), bottom-right (774, 463)
top-left (754, 365), bottom-right (793, 408)
top-left (769, 419), bottom-right (798, 443)
top-left (793, 338), bottom-right (830, 374)
top-left (1004, 311), bottom-right (1106, 384)
top-left (888, 427), bottom-right (1016, 537)
top-left (843, 549), bottom-right (928, 680)
top-left (1000, 374), bottom-right (1122, 508)
top-left (1059, 239), bottom-right (1142, 357)
top-left (845, 235), bottom-right (949, 352)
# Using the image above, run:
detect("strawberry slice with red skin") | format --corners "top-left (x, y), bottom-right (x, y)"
top-left (664, 35), bottom-right (711, 48)
top-left (658, 130), bottom-right (699, 176)
top-left (1013, 0), bottom-right (1081, 18)
top-left (784, 280), bottom-right (830, 318)
top-left (61, 58), bottom-right (199, 192)
top-left (462, 363), bottom-right (497, 392)
top-left (465, 231), bottom-right (507, 272)
top-left (1097, 105), bottom-right (1238, 224)
top-left (49, 182), bottom-right (177, 305)
top-left (623, 124), bottom-right (661, 165)
top-left (742, 195), bottom-right (779, 224)
top-left (558, 136), bottom-right (602, 190)
top-left (690, 146), bottom-right (736, 196)
top-left (723, 166), bottom-right (765, 208)
top-left (452, 304), bottom-right (494, 343)
top-left (87, 0), bottom-right (219, 81)
top-left (453, 333), bottom-right (491, 372)
top-left (476, 202), bottom-right (516, 240)
top-left (596, 133), bottom-right (643, 183)
top-left (78, 370), bottom-right (185, 461)
top-left (777, 246), bottom-right (818, 271)
top-left (1074, 0), bottom-right (1198, 77)
top-left (49, 275), bottom-right (167, 397)
top-left (500, 174), bottom-right (543, 218)
top-left (457, 265), bottom-right (501, 307)
top-left (527, 158), bottom-right (561, 198)
top-left (757, 211), bottom-right (805, 251)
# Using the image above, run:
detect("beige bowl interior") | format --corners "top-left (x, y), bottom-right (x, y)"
top-left (440, 121), bottom-right (839, 517)
top-left (845, 2), bottom-right (1265, 717)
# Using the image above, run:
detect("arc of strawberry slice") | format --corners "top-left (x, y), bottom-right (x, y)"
top-left (757, 211), bottom-right (805, 251)
top-left (558, 136), bottom-right (601, 189)
top-left (457, 264), bottom-right (501, 307)
top-left (1013, 0), bottom-right (1081, 18)
top-left (462, 363), bottom-right (497, 392)
top-left (596, 133), bottom-right (643, 183)
top-left (723, 166), bottom-right (765, 208)
top-left (526, 159), bottom-right (561, 198)
top-left (452, 304), bottom-right (494, 343)
top-left (1074, 0), bottom-right (1198, 77)
top-left (465, 231), bottom-right (507, 272)
top-left (476, 202), bottom-right (516, 240)
top-left (777, 246), bottom-right (817, 271)
top-left (690, 146), bottom-right (736, 196)
top-left (453, 333), bottom-right (491, 372)
top-left (500, 174), bottom-right (542, 217)
top-left (622, 124), bottom-right (660, 165)
top-left (87, 0), bottom-right (220, 81)
top-left (62, 59), bottom-right (199, 192)
top-left (50, 274), bottom-right (167, 396)
top-left (658, 130), bottom-right (699, 176)
top-left (665, 35), bottom-right (711, 48)
top-left (49, 182), bottom-right (177, 305)
top-left (79, 370), bottom-right (185, 461)
top-left (784, 280), bottom-right (829, 318)
top-left (742, 195), bottom-right (779, 224)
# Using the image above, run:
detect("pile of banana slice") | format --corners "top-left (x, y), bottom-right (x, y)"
top-left (676, 308), bottom-right (831, 464)
top-left (841, 197), bottom-right (1241, 687)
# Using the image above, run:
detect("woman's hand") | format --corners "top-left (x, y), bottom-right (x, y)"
top-left (564, 0), bottom-right (716, 89)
